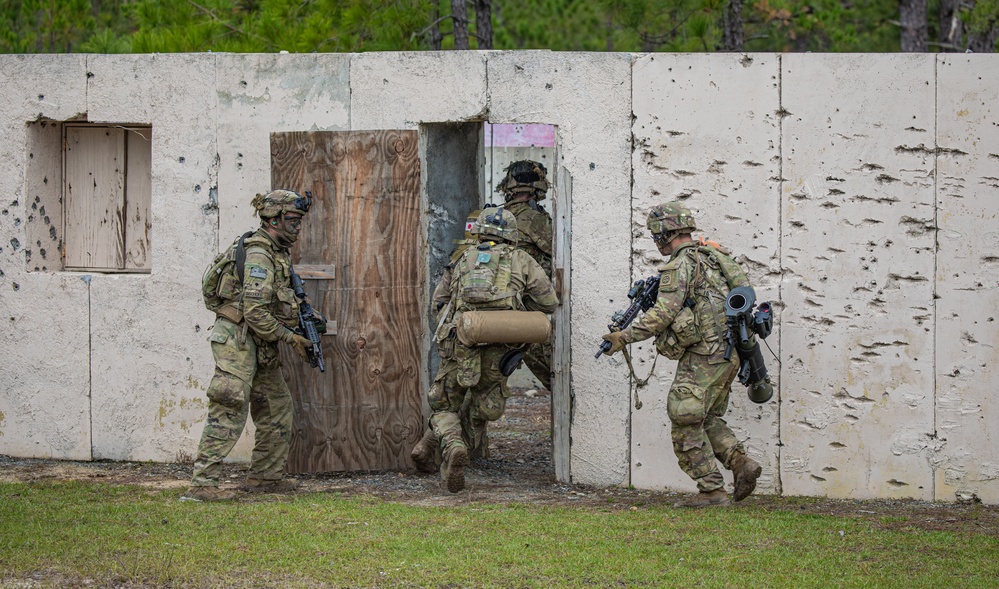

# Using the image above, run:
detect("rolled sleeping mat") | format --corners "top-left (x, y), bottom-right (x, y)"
top-left (456, 310), bottom-right (552, 347)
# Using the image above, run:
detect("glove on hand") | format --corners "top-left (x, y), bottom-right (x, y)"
top-left (601, 331), bottom-right (629, 356)
top-left (284, 331), bottom-right (313, 360)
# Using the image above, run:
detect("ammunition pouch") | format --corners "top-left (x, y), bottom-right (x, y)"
top-left (671, 306), bottom-right (700, 348)
top-left (655, 329), bottom-right (685, 360)
top-left (653, 305), bottom-right (701, 361)
top-left (455, 344), bottom-right (481, 388)
top-left (456, 310), bottom-right (551, 347)
top-left (215, 303), bottom-right (243, 325)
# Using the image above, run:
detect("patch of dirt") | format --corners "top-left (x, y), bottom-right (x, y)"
top-left (2, 389), bottom-right (997, 536)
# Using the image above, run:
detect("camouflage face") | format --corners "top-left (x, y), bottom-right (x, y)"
top-left (647, 202), bottom-right (696, 242)
top-left (474, 206), bottom-right (518, 243)
top-left (251, 189), bottom-right (312, 220)
top-left (272, 212), bottom-right (304, 248)
top-left (497, 160), bottom-right (550, 201)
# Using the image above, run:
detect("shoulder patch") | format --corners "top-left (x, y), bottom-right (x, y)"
top-left (659, 268), bottom-right (679, 292)
top-left (248, 267), bottom-right (268, 279)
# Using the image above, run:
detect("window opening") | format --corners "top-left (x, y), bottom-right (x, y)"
top-left (62, 123), bottom-right (152, 273)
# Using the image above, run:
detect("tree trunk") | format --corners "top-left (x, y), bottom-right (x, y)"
top-left (967, 25), bottom-right (999, 52)
top-left (900, 0), bottom-right (929, 52)
top-left (938, 0), bottom-right (965, 51)
top-left (429, 1), bottom-right (443, 50)
top-left (451, 0), bottom-right (469, 49)
top-left (475, 0), bottom-right (492, 49)
top-left (723, 0), bottom-right (744, 51)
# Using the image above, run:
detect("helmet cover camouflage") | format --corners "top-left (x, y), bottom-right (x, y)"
top-left (251, 189), bottom-right (312, 219)
top-left (474, 206), bottom-right (518, 244)
top-left (463, 209), bottom-right (482, 241)
top-left (497, 160), bottom-right (550, 200)
top-left (647, 202), bottom-right (696, 238)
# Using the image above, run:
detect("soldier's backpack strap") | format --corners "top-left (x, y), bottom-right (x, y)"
top-left (697, 242), bottom-right (749, 289)
top-left (234, 230), bottom-right (255, 284)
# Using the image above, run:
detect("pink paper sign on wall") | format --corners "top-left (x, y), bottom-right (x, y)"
top-left (485, 123), bottom-right (555, 148)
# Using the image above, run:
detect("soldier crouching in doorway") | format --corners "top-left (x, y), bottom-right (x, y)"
top-left (412, 206), bottom-right (558, 493)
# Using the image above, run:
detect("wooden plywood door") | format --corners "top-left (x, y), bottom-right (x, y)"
top-left (271, 130), bottom-right (423, 473)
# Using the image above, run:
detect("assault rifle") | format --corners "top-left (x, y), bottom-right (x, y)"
top-left (595, 275), bottom-right (661, 358)
top-left (724, 286), bottom-right (773, 403)
top-left (290, 267), bottom-right (326, 372)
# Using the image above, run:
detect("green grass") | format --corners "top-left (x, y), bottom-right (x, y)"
top-left (1, 481), bottom-right (997, 588)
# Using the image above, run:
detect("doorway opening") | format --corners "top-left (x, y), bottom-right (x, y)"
top-left (421, 121), bottom-right (568, 485)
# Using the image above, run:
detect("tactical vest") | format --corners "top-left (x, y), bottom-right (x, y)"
top-left (687, 245), bottom-right (736, 349)
top-left (656, 243), bottom-right (750, 358)
top-left (242, 235), bottom-right (299, 326)
top-left (453, 242), bottom-right (520, 312)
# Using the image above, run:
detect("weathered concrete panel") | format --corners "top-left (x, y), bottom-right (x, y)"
top-left (0, 56), bottom-right (91, 460)
top-left (934, 54), bottom-right (999, 504)
top-left (86, 54), bottom-right (222, 462)
top-left (781, 54), bottom-right (937, 500)
top-left (631, 53), bottom-right (782, 494)
top-left (216, 54), bottom-right (351, 241)
top-left (489, 51), bottom-right (634, 485)
top-left (0, 273), bottom-right (91, 459)
top-left (90, 276), bottom-right (209, 460)
top-left (0, 54), bottom-right (88, 122)
top-left (351, 52), bottom-right (487, 129)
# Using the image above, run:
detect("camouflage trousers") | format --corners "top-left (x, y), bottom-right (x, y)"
top-left (190, 317), bottom-right (294, 487)
top-left (523, 338), bottom-right (552, 392)
top-left (428, 345), bottom-right (510, 462)
top-left (667, 349), bottom-right (742, 493)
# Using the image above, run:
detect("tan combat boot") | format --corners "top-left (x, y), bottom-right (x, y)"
top-left (730, 452), bottom-right (762, 502)
top-left (411, 429), bottom-right (440, 473)
top-left (183, 486), bottom-right (236, 501)
top-left (243, 478), bottom-right (300, 493)
top-left (673, 489), bottom-right (731, 508)
top-left (442, 446), bottom-right (469, 493)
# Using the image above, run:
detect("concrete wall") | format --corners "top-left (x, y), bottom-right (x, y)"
top-left (0, 51), bottom-right (996, 504)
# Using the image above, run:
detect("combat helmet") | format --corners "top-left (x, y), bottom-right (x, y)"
top-left (251, 189), bottom-right (313, 219)
top-left (450, 208), bottom-right (483, 264)
top-left (462, 209), bottom-right (482, 241)
top-left (473, 206), bottom-right (518, 244)
top-left (647, 202), bottom-right (696, 243)
top-left (496, 160), bottom-right (550, 201)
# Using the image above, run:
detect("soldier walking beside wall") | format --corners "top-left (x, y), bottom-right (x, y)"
top-left (184, 190), bottom-right (319, 501)
top-left (601, 203), bottom-right (763, 508)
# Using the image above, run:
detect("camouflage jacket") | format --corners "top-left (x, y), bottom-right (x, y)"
top-left (623, 241), bottom-right (749, 357)
top-left (506, 200), bottom-right (553, 278)
top-left (240, 229), bottom-right (300, 343)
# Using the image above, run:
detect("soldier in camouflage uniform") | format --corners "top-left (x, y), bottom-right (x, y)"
top-left (497, 160), bottom-right (554, 392)
top-left (418, 206), bottom-right (558, 493)
top-left (601, 202), bottom-right (763, 508)
top-left (410, 209), bottom-right (480, 473)
top-left (185, 190), bottom-right (316, 501)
